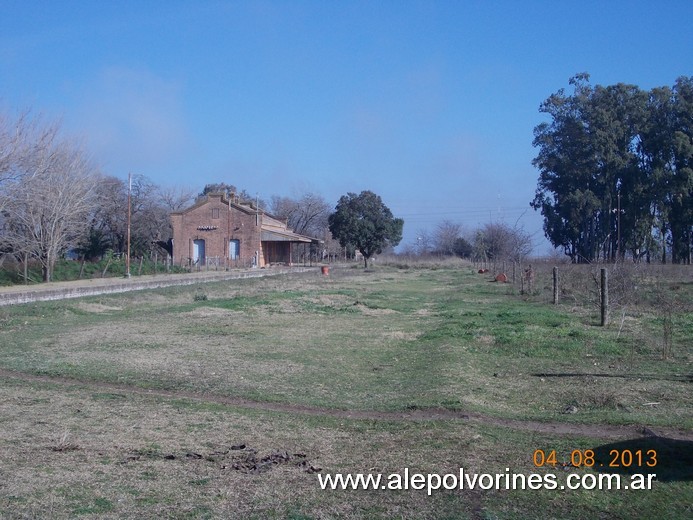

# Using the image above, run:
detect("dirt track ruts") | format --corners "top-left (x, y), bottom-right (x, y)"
top-left (1, 367), bottom-right (691, 442)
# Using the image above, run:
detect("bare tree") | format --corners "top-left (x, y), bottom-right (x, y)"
top-left (158, 184), bottom-right (196, 211)
top-left (0, 111), bottom-right (62, 212)
top-left (434, 220), bottom-right (463, 255)
top-left (0, 112), bottom-right (23, 192)
top-left (270, 192), bottom-right (330, 237)
top-left (269, 195), bottom-right (296, 222)
top-left (81, 176), bottom-right (193, 261)
top-left (123, 174), bottom-right (176, 257)
top-left (321, 228), bottom-right (344, 261)
top-left (415, 228), bottom-right (433, 256)
top-left (506, 223), bottom-right (533, 263)
top-left (2, 136), bottom-right (98, 281)
top-left (89, 175), bottom-right (128, 254)
top-left (473, 221), bottom-right (533, 263)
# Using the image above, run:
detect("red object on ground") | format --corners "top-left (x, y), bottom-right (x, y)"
top-left (321, 266), bottom-right (329, 276)
top-left (495, 273), bottom-right (508, 283)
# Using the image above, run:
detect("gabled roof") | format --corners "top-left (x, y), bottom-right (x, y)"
top-left (170, 193), bottom-right (260, 216)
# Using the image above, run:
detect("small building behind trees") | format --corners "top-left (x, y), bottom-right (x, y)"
top-left (170, 192), bottom-right (318, 268)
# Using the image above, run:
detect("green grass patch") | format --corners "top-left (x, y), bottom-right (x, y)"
top-left (0, 265), bottom-right (690, 429)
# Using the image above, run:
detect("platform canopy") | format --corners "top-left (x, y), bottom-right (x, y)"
top-left (261, 228), bottom-right (317, 243)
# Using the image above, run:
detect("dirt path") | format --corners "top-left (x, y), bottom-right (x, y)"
top-left (2, 367), bottom-right (691, 441)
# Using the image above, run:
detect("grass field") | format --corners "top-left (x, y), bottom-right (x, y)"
top-left (0, 263), bottom-right (691, 519)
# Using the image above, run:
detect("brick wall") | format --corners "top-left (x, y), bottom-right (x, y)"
top-left (171, 194), bottom-right (263, 267)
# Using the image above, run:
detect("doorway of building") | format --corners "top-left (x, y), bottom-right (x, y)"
top-left (193, 239), bottom-right (206, 265)
top-left (229, 239), bottom-right (240, 261)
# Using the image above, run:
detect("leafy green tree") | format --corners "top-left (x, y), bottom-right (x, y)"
top-left (452, 237), bottom-right (473, 258)
top-left (532, 74), bottom-right (690, 263)
top-left (531, 73), bottom-right (601, 262)
top-left (200, 182), bottom-right (237, 196)
top-left (328, 191), bottom-right (403, 268)
top-left (636, 78), bottom-right (692, 263)
top-left (588, 82), bottom-right (648, 261)
top-left (669, 77), bottom-right (693, 263)
top-left (201, 182), bottom-right (266, 209)
top-left (638, 86), bottom-right (675, 262)
top-left (75, 228), bottom-right (110, 261)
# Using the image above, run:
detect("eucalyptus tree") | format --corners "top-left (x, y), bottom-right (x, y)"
top-left (669, 77), bottom-right (692, 263)
top-left (531, 73), bottom-right (601, 262)
top-left (633, 77), bottom-right (691, 263)
top-left (532, 74), bottom-right (691, 263)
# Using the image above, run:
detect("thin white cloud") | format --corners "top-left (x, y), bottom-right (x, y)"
top-left (72, 66), bottom-right (191, 173)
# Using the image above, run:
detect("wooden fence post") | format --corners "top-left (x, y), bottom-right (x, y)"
top-left (600, 267), bottom-right (609, 326)
top-left (553, 266), bottom-right (559, 304)
top-left (101, 256), bottom-right (111, 277)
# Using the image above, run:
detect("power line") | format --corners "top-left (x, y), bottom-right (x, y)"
top-left (397, 207), bottom-right (530, 217)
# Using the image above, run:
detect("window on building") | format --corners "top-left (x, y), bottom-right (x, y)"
top-left (212, 208), bottom-right (220, 219)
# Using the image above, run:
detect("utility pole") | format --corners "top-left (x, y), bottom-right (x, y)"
top-left (617, 192), bottom-right (621, 261)
top-left (227, 190), bottom-right (231, 269)
top-left (126, 172), bottom-right (132, 278)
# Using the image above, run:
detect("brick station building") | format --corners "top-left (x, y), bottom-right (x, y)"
top-left (170, 193), bottom-right (318, 268)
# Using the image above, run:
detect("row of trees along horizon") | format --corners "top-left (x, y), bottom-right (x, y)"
top-left (1, 73), bottom-right (690, 282)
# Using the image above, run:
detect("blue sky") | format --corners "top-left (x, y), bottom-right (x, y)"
top-left (2, 1), bottom-right (691, 253)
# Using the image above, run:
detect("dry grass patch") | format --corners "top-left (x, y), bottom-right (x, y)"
top-left (75, 302), bottom-right (123, 313)
top-left (185, 306), bottom-right (244, 318)
top-left (355, 304), bottom-right (398, 316)
top-left (383, 331), bottom-right (421, 341)
top-left (2, 375), bottom-right (689, 519)
top-left (0, 378), bottom-right (488, 519)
